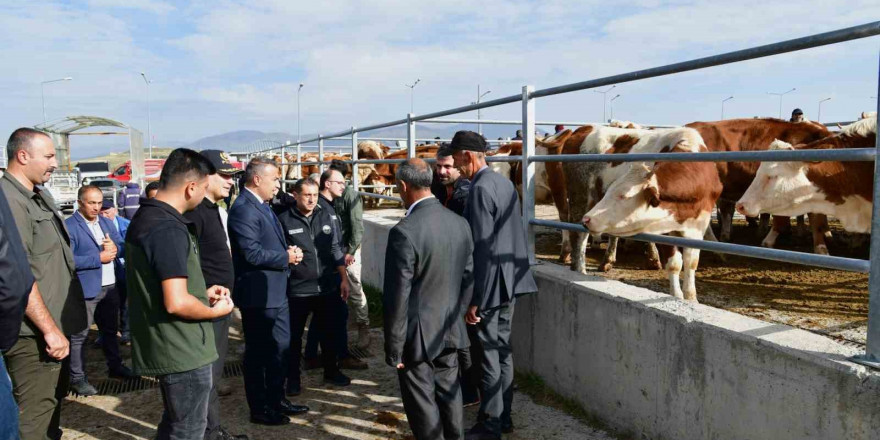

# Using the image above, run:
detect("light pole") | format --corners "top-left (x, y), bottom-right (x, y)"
top-left (609, 94), bottom-right (621, 121)
top-left (767, 88), bottom-right (796, 119)
top-left (405, 79), bottom-right (420, 114)
top-left (592, 85), bottom-right (616, 122)
top-left (140, 72), bottom-right (152, 158)
top-left (721, 96), bottom-right (734, 120)
top-left (817, 97), bottom-right (831, 123)
top-left (476, 85), bottom-right (491, 135)
top-left (297, 83), bottom-right (304, 144)
top-left (40, 77), bottom-right (73, 123)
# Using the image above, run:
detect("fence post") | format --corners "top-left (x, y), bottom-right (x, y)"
top-left (296, 142), bottom-right (302, 179)
top-left (853, 53), bottom-right (880, 369)
top-left (522, 85), bottom-right (537, 265)
top-left (351, 127), bottom-right (359, 192)
top-left (280, 142), bottom-right (287, 192)
top-left (319, 136), bottom-right (325, 173)
top-left (407, 113), bottom-right (416, 159)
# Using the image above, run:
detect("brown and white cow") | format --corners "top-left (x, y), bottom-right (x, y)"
top-left (490, 140), bottom-right (573, 262)
top-left (736, 117), bottom-right (877, 233)
top-left (583, 136), bottom-right (722, 302)
top-left (685, 118), bottom-right (833, 252)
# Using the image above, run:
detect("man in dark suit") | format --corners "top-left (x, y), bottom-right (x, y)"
top-left (383, 159), bottom-right (474, 440)
top-left (228, 157), bottom-right (309, 425)
top-left (65, 186), bottom-right (134, 396)
top-left (449, 131), bottom-right (538, 440)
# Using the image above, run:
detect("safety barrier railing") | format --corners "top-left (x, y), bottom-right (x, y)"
top-left (245, 22), bottom-right (880, 367)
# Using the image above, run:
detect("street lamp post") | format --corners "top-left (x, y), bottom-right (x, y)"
top-left (721, 96), bottom-right (734, 120)
top-left (297, 83), bottom-right (304, 144)
top-left (405, 79), bottom-right (421, 114)
top-left (592, 85), bottom-right (616, 122)
top-left (476, 85), bottom-right (491, 135)
top-left (140, 73), bottom-right (152, 158)
top-left (817, 97), bottom-right (832, 123)
top-left (767, 88), bottom-right (796, 119)
top-left (609, 94), bottom-right (621, 122)
top-left (40, 77), bottom-right (73, 123)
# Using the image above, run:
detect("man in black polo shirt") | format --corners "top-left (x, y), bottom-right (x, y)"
top-left (184, 150), bottom-right (247, 440)
top-left (276, 178), bottom-right (351, 396)
top-left (126, 148), bottom-right (235, 440)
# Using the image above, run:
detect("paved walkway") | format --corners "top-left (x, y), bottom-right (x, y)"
top-left (61, 326), bottom-right (616, 440)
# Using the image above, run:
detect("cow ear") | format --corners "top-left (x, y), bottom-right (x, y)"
top-left (646, 180), bottom-right (661, 207)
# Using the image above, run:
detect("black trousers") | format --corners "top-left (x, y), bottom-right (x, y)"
top-left (288, 294), bottom-right (340, 383)
top-left (205, 314), bottom-right (231, 439)
top-left (398, 348), bottom-right (463, 440)
top-left (475, 301), bottom-right (515, 435)
top-left (240, 304), bottom-right (290, 415)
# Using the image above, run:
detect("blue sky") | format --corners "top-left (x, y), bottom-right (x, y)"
top-left (1, 0), bottom-right (878, 154)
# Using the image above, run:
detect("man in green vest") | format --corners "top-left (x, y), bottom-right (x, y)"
top-left (126, 148), bottom-right (234, 440)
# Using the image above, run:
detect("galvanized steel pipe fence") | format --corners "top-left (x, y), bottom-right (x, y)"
top-left (250, 22), bottom-right (880, 367)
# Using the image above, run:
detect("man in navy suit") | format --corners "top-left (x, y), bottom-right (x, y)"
top-left (228, 157), bottom-right (309, 425)
top-left (65, 186), bottom-right (135, 396)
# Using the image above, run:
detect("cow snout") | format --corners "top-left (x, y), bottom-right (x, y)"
top-left (582, 216), bottom-right (591, 226)
top-left (735, 202), bottom-right (749, 217)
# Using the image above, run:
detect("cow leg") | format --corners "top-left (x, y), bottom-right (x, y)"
top-left (795, 215), bottom-right (808, 238)
top-left (681, 229), bottom-right (704, 303)
top-left (658, 244), bottom-right (684, 299)
top-left (809, 213), bottom-right (830, 255)
top-left (759, 213), bottom-right (771, 234)
top-left (702, 224), bottom-right (727, 263)
top-left (644, 242), bottom-right (662, 270)
top-left (762, 216), bottom-right (789, 248)
top-left (599, 236), bottom-right (618, 272)
top-left (559, 230), bottom-right (572, 264)
top-left (717, 202), bottom-right (734, 242)
top-left (571, 230), bottom-right (589, 274)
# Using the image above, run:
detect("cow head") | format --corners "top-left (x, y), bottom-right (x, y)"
top-left (735, 139), bottom-right (819, 218)
top-left (582, 163), bottom-right (671, 237)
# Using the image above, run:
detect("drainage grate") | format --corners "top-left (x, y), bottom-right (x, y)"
top-left (71, 361), bottom-right (247, 397)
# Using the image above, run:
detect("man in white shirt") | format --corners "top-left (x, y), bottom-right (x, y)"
top-left (64, 186), bottom-right (135, 396)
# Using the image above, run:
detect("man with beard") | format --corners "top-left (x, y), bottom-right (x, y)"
top-left (430, 148), bottom-right (470, 216)
top-left (1, 128), bottom-right (87, 440)
top-left (184, 150), bottom-right (248, 440)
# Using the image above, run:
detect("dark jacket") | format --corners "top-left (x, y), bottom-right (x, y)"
top-left (117, 183), bottom-right (141, 219)
top-left (334, 184), bottom-right (364, 255)
top-left (431, 176), bottom-right (470, 216)
top-left (228, 189), bottom-right (290, 309)
top-left (276, 197), bottom-right (345, 297)
top-left (383, 198), bottom-right (474, 367)
top-left (464, 167), bottom-right (538, 312)
top-left (65, 213), bottom-right (125, 298)
top-left (0, 187), bottom-right (34, 351)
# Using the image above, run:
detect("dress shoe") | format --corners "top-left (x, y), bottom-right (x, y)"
top-left (465, 423), bottom-right (501, 440)
top-left (276, 399), bottom-right (309, 416)
top-left (249, 409), bottom-right (289, 426)
top-left (502, 420), bottom-right (514, 434)
top-left (70, 380), bottom-right (98, 396)
top-left (108, 365), bottom-right (136, 379)
top-left (323, 372), bottom-right (351, 387)
top-left (218, 426), bottom-right (248, 440)
top-left (302, 357), bottom-right (321, 371)
top-left (339, 356), bottom-right (368, 370)
top-left (285, 379), bottom-right (302, 396)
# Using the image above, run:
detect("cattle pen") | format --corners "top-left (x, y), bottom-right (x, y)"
top-left (245, 22), bottom-right (880, 439)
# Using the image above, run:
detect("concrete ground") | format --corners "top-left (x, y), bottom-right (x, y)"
top-left (60, 324), bottom-right (616, 440)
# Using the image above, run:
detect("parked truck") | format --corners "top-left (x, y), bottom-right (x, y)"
top-left (76, 161), bottom-right (111, 185)
top-left (108, 159), bottom-right (165, 183)
top-left (44, 169), bottom-right (81, 212)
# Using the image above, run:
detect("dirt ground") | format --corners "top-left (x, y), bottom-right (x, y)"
top-left (61, 318), bottom-right (616, 440)
top-left (529, 205), bottom-right (870, 346)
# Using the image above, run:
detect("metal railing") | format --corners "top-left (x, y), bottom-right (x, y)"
top-left (246, 22), bottom-right (880, 367)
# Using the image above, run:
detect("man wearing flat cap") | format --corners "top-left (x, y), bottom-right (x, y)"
top-left (184, 150), bottom-right (248, 440)
top-left (447, 131), bottom-right (537, 440)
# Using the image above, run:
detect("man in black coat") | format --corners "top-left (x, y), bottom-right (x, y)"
top-left (383, 159), bottom-right (474, 440)
top-left (449, 131), bottom-right (538, 440)
top-left (430, 147), bottom-right (470, 217)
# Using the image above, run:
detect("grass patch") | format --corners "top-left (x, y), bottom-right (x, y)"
top-left (363, 283), bottom-right (384, 328)
top-left (515, 371), bottom-right (633, 440)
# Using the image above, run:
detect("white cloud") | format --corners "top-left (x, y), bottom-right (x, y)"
top-left (87, 0), bottom-right (176, 15)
